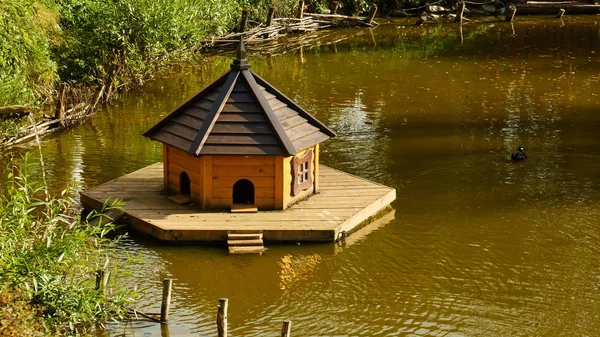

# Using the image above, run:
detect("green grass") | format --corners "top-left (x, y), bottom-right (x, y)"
top-left (0, 154), bottom-right (137, 335)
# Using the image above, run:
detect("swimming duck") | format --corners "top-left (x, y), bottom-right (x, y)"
top-left (511, 146), bottom-right (527, 161)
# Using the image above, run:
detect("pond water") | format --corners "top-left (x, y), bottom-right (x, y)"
top-left (7, 16), bottom-right (600, 336)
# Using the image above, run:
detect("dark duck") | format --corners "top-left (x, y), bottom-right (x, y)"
top-left (511, 146), bottom-right (527, 161)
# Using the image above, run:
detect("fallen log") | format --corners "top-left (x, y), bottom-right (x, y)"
top-left (514, 2), bottom-right (600, 14)
top-left (0, 105), bottom-right (30, 117)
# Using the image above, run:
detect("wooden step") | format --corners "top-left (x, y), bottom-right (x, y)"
top-left (227, 233), bottom-right (263, 240)
top-left (168, 194), bottom-right (191, 205)
top-left (231, 204), bottom-right (258, 213)
top-left (229, 246), bottom-right (267, 254)
top-left (227, 231), bottom-right (265, 254)
top-left (227, 239), bottom-right (263, 246)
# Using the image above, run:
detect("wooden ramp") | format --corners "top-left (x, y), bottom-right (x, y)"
top-left (80, 163), bottom-right (396, 243)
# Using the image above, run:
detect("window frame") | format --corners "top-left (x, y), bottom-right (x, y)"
top-left (292, 149), bottom-right (313, 196)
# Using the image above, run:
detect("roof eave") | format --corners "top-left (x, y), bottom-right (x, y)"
top-left (251, 71), bottom-right (337, 139)
top-left (143, 72), bottom-right (230, 139)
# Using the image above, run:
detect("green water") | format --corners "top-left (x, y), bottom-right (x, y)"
top-left (8, 16), bottom-right (600, 336)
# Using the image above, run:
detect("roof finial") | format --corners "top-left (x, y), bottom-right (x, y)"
top-left (230, 35), bottom-right (250, 71)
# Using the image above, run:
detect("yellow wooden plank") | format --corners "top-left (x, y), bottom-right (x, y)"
top-left (230, 204), bottom-right (258, 213)
top-left (213, 176), bottom-right (275, 188)
top-left (213, 156), bottom-right (275, 166)
top-left (202, 156), bottom-right (212, 209)
top-left (213, 165), bottom-right (275, 177)
top-left (274, 156), bottom-right (284, 209)
top-left (213, 187), bottom-right (274, 199)
top-left (163, 144), bottom-right (169, 194)
top-left (313, 144), bottom-right (319, 193)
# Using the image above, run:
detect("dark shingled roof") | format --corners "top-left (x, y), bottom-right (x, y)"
top-left (143, 38), bottom-right (335, 156)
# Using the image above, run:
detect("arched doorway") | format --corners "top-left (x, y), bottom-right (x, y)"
top-left (232, 179), bottom-right (254, 205)
top-left (180, 172), bottom-right (191, 195)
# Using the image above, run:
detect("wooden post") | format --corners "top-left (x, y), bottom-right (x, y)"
top-left (455, 1), bottom-right (465, 23)
top-left (217, 298), bottom-right (228, 337)
top-left (556, 8), bottom-right (565, 18)
top-left (266, 7), bottom-right (275, 26)
top-left (331, 2), bottom-right (340, 14)
top-left (239, 9), bottom-right (248, 33)
top-left (505, 6), bottom-right (517, 22)
top-left (298, 0), bottom-right (305, 19)
top-left (55, 84), bottom-right (66, 121)
top-left (281, 320), bottom-right (292, 337)
top-left (365, 5), bottom-right (378, 24)
top-left (160, 279), bottom-right (173, 322)
top-left (95, 270), bottom-right (108, 295)
top-left (160, 323), bottom-right (170, 337)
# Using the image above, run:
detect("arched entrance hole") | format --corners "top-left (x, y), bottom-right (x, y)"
top-left (233, 179), bottom-right (254, 205)
top-left (180, 172), bottom-right (191, 195)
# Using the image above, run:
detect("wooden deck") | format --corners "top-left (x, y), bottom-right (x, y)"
top-left (80, 163), bottom-right (396, 242)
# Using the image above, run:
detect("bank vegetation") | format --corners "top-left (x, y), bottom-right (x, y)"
top-left (0, 0), bottom-right (435, 146)
top-left (0, 153), bottom-right (136, 335)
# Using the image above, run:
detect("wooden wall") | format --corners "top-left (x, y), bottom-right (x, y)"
top-left (165, 145), bottom-right (210, 207)
top-left (211, 156), bottom-right (277, 209)
top-left (163, 145), bottom-right (319, 210)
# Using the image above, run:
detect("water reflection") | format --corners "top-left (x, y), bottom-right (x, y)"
top-left (3, 16), bottom-right (600, 336)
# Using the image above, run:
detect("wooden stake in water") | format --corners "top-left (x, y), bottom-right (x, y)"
top-left (266, 7), bottom-right (274, 26)
top-left (55, 84), bottom-right (66, 121)
top-left (239, 9), bottom-right (248, 33)
top-left (331, 1), bottom-right (340, 15)
top-left (95, 270), bottom-right (108, 295)
top-left (455, 1), bottom-right (465, 23)
top-left (366, 5), bottom-right (378, 24)
top-left (281, 320), bottom-right (292, 337)
top-left (160, 279), bottom-right (173, 322)
top-left (217, 298), bottom-right (228, 337)
top-left (160, 323), bottom-right (170, 337)
top-left (298, 0), bottom-right (305, 19)
top-left (505, 6), bottom-right (517, 22)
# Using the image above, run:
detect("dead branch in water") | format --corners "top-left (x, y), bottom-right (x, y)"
top-left (201, 12), bottom-right (378, 50)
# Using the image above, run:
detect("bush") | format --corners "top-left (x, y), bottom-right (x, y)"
top-left (0, 154), bottom-right (136, 335)
top-left (53, 0), bottom-right (241, 85)
top-left (0, 0), bottom-right (58, 107)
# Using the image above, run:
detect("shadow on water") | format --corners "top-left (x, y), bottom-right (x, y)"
top-left (3, 16), bottom-right (600, 336)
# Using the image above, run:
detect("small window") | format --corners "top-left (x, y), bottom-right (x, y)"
top-left (292, 149), bottom-right (314, 196)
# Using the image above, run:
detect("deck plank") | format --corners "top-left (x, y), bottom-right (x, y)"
top-left (81, 163), bottom-right (395, 242)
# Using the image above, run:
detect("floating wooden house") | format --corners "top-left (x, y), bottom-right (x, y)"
top-left (144, 39), bottom-right (335, 212)
top-left (81, 39), bottom-right (396, 247)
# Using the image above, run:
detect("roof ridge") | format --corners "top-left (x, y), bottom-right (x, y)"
top-left (188, 71), bottom-right (240, 155)
top-left (251, 71), bottom-right (336, 138)
top-left (242, 70), bottom-right (297, 156)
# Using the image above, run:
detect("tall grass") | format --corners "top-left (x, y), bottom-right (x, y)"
top-left (0, 153), bottom-right (137, 335)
